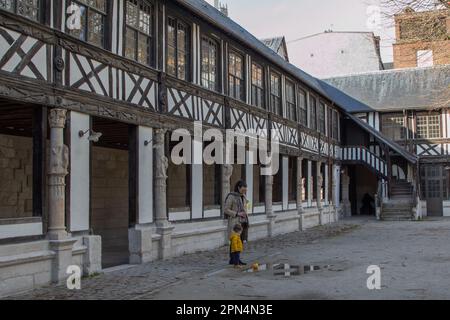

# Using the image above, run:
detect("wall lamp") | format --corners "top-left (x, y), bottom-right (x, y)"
top-left (144, 139), bottom-right (153, 146)
top-left (79, 129), bottom-right (103, 143)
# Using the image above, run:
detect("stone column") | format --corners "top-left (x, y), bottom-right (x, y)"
top-left (47, 109), bottom-right (76, 283)
top-left (341, 167), bottom-right (351, 217)
top-left (48, 109), bottom-right (69, 241)
top-left (307, 160), bottom-right (312, 208)
top-left (222, 163), bottom-right (233, 243)
top-left (331, 164), bottom-right (338, 222)
top-left (266, 175), bottom-right (276, 237)
top-left (297, 157), bottom-right (305, 231)
top-left (316, 161), bottom-right (324, 225)
top-left (154, 128), bottom-right (173, 260)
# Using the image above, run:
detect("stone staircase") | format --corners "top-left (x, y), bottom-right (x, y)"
top-left (381, 181), bottom-right (414, 221)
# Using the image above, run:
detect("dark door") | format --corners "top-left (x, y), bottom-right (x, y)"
top-left (422, 165), bottom-right (444, 217)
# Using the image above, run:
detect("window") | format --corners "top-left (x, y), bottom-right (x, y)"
top-left (0, 0), bottom-right (40, 21)
top-left (201, 36), bottom-right (219, 91)
top-left (298, 89), bottom-right (307, 127)
top-left (228, 51), bottom-right (244, 101)
top-left (167, 16), bottom-right (189, 80)
top-left (286, 81), bottom-right (296, 121)
top-left (318, 102), bottom-right (326, 134)
top-left (417, 50), bottom-right (433, 68)
top-left (327, 107), bottom-right (333, 137)
top-left (68, 0), bottom-right (107, 48)
top-left (309, 96), bottom-right (317, 130)
top-left (270, 72), bottom-right (281, 115)
top-left (332, 110), bottom-right (339, 140)
top-left (381, 114), bottom-right (406, 140)
top-left (251, 63), bottom-right (264, 108)
top-left (124, 0), bottom-right (154, 65)
top-left (416, 114), bottom-right (441, 139)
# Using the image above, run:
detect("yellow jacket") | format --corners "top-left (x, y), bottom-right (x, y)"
top-left (230, 232), bottom-right (243, 253)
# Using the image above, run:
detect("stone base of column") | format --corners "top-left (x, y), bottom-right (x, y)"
top-left (129, 224), bottom-right (153, 265)
top-left (342, 200), bottom-right (351, 217)
top-left (267, 214), bottom-right (277, 238)
top-left (49, 238), bottom-right (77, 284)
top-left (82, 235), bottom-right (102, 275)
top-left (318, 207), bottom-right (324, 225)
top-left (156, 221), bottom-right (174, 260)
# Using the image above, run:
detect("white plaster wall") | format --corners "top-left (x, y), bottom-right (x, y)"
top-left (191, 126), bottom-right (203, 219)
top-left (138, 126), bottom-right (153, 224)
top-left (70, 112), bottom-right (90, 232)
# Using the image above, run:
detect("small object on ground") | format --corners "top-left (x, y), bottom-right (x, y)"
top-left (252, 263), bottom-right (259, 272)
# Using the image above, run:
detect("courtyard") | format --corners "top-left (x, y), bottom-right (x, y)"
top-left (5, 217), bottom-right (450, 300)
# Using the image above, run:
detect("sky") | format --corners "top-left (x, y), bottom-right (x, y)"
top-left (205, 0), bottom-right (396, 63)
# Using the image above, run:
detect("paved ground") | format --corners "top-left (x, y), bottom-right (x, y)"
top-left (6, 217), bottom-right (450, 300)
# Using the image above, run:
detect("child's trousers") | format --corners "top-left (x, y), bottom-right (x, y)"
top-left (230, 252), bottom-right (241, 266)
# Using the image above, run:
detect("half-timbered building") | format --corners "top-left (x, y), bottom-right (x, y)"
top-left (0, 0), bottom-right (420, 296)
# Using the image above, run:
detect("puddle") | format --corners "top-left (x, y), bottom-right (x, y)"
top-left (245, 263), bottom-right (331, 277)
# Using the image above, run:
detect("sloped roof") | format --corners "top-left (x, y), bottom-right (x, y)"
top-left (288, 31), bottom-right (384, 78)
top-left (175, 0), bottom-right (417, 163)
top-left (260, 36), bottom-right (289, 61)
top-left (325, 65), bottom-right (450, 112)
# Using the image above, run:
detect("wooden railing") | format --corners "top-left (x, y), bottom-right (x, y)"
top-left (341, 146), bottom-right (388, 178)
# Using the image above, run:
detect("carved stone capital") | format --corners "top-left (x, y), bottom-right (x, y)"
top-left (49, 109), bottom-right (67, 128)
top-left (154, 129), bottom-right (167, 145)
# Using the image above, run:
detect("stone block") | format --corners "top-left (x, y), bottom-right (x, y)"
top-left (0, 275), bottom-right (34, 298)
top-left (0, 147), bottom-right (15, 158)
top-left (129, 226), bottom-right (152, 264)
top-left (82, 235), bottom-right (102, 275)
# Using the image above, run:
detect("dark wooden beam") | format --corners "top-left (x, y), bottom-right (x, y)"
top-left (32, 107), bottom-right (47, 231)
top-left (128, 124), bottom-right (138, 227)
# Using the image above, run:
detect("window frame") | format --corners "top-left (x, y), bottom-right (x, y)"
top-left (270, 70), bottom-right (282, 115)
top-left (166, 14), bottom-right (191, 81)
top-left (285, 79), bottom-right (296, 122)
top-left (380, 112), bottom-right (406, 141)
top-left (0, 0), bottom-right (44, 23)
top-left (251, 61), bottom-right (265, 109)
top-left (309, 94), bottom-right (317, 131)
top-left (297, 87), bottom-right (308, 127)
top-left (200, 34), bottom-right (220, 92)
top-left (123, 0), bottom-right (155, 66)
top-left (318, 101), bottom-right (326, 134)
top-left (67, 0), bottom-right (110, 49)
top-left (415, 112), bottom-right (442, 139)
top-left (228, 49), bottom-right (245, 101)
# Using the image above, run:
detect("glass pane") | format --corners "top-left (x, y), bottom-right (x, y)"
top-left (87, 10), bottom-right (104, 46)
top-left (139, 10), bottom-right (151, 35)
top-left (137, 34), bottom-right (149, 65)
top-left (69, 3), bottom-right (87, 41)
top-left (177, 51), bottom-right (186, 80)
top-left (0, 0), bottom-right (15, 12)
top-left (126, 1), bottom-right (138, 28)
top-left (17, 0), bottom-right (40, 21)
top-left (124, 27), bottom-right (137, 60)
top-left (167, 18), bottom-right (176, 46)
top-left (177, 27), bottom-right (186, 51)
top-left (167, 45), bottom-right (176, 76)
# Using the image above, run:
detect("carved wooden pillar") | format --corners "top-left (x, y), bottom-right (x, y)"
top-left (154, 128), bottom-right (173, 260)
top-left (154, 128), bottom-right (168, 226)
top-left (222, 164), bottom-right (233, 209)
top-left (316, 161), bottom-right (324, 225)
top-left (297, 157), bottom-right (305, 231)
top-left (266, 175), bottom-right (276, 237)
top-left (47, 109), bottom-right (69, 240)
